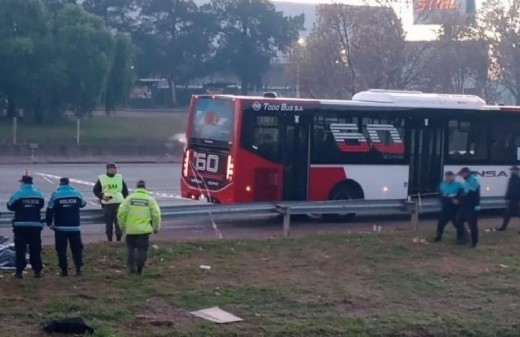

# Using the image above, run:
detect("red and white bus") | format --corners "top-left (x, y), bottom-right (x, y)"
top-left (181, 90), bottom-right (520, 207)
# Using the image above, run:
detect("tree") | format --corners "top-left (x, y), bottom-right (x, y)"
top-left (210, 0), bottom-right (303, 94)
top-left (81, 0), bottom-right (137, 32)
top-left (0, 0), bottom-right (49, 118)
top-left (104, 33), bottom-right (135, 114)
top-left (41, 0), bottom-right (77, 12)
top-left (477, 0), bottom-right (520, 104)
top-left (53, 5), bottom-right (115, 116)
top-left (419, 30), bottom-right (489, 96)
top-left (131, 0), bottom-right (218, 105)
top-left (300, 3), bottom-right (427, 98)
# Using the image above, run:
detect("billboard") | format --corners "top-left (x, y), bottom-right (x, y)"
top-left (413, 0), bottom-right (476, 25)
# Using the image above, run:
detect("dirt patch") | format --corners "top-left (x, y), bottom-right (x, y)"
top-left (133, 298), bottom-right (197, 329)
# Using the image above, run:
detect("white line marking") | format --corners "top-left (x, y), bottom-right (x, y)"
top-left (35, 172), bottom-right (196, 201)
top-left (40, 175), bottom-right (56, 185)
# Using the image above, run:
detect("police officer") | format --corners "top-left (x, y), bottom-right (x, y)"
top-left (93, 163), bottom-right (129, 242)
top-left (117, 180), bottom-right (161, 275)
top-left (434, 171), bottom-right (462, 242)
top-left (455, 167), bottom-right (481, 248)
top-left (45, 178), bottom-right (87, 277)
top-left (6, 175), bottom-right (45, 279)
top-left (495, 166), bottom-right (520, 231)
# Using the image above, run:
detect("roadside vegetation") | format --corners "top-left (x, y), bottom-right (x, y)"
top-left (0, 113), bottom-right (187, 146)
top-left (1, 229), bottom-right (520, 337)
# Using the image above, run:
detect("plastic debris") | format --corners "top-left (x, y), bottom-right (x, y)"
top-left (200, 265), bottom-right (211, 270)
top-left (412, 237), bottom-right (429, 245)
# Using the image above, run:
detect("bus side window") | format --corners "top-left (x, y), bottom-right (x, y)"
top-left (252, 115), bottom-right (281, 162)
top-left (448, 119), bottom-right (488, 161)
top-left (490, 121), bottom-right (518, 162)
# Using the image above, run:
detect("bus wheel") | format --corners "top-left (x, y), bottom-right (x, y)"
top-left (325, 182), bottom-right (363, 222)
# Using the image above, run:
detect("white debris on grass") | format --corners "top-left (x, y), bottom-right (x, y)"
top-left (190, 307), bottom-right (243, 324)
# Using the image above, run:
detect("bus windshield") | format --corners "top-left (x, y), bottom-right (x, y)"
top-left (190, 98), bottom-right (234, 147)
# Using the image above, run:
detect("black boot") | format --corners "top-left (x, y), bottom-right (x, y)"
top-left (136, 266), bottom-right (143, 275)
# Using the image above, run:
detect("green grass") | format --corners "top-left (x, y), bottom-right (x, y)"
top-left (2, 230), bottom-right (520, 336)
top-left (0, 113), bottom-right (187, 146)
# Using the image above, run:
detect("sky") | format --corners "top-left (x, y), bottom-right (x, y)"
top-left (271, 0), bottom-right (487, 40)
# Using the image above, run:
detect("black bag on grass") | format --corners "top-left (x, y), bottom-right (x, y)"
top-left (43, 317), bottom-right (94, 335)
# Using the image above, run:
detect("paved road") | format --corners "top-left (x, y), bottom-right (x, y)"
top-left (0, 163), bottom-right (187, 209)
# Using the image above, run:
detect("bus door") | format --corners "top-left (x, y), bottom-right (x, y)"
top-left (282, 113), bottom-right (310, 201)
top-left (407, 117), bottom-right (445, 196)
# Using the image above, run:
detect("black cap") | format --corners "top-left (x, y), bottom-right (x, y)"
top-left (510, 166), bottom-right (519, 171)
top-left (458, 167), bottom-right (471, 175)
top-left (19, 175), bottom-right (33, 184)
top-left (60, 177), bottom-right (70, 185)
top-left (445, 171), bottom-right (455, 176)
top-left (106, 162), bottom-right (117, 169)
top-left (136, 180), bottom-right (146, 188)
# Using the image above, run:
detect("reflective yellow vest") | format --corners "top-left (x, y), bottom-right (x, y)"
top-left (98, 174), bottom-right (124, 204)
top-left (117, 188), bottom-right (161, 235)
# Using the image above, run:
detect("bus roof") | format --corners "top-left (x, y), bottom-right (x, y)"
top-left (199, 89), bottom-right (510, 111)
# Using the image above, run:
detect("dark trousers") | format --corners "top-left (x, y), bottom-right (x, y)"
top-left (501, 201), bottom-right (520, 229)
top-left (102, 203), bottom-right (122, 241)
top-left (436, 208), bottom-right (457, 240)
top-left (126, 234), bottom-right (150, 273)
top-left (456, 211), bottom-right (479, 246)
top-left (55, 231), bottom-right (83, 273)
top-left (13, 227), bottom-right (43, 275)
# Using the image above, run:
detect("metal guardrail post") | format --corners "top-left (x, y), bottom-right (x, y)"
top-left (404, 200), bottom-right (419, 230)
top-left (412, 201), bottom-right (419, 230)
top-left (276, 205), bottom-right (291, 237)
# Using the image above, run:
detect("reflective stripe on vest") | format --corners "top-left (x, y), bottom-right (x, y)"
top-left (98, 174), bottom-right (124, 204)
top-left (54, 226), bottom-right (80, 232)
top-left (13, 221), bottom-right (44, 228)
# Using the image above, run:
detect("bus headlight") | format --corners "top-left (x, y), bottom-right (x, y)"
top-left (226, 155), bottom-right (234, 181)
top-left (182, 149), bottom-right (191, 178)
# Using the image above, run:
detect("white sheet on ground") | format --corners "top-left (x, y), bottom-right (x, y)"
top-left (190, 307), bottom-right (243, 324)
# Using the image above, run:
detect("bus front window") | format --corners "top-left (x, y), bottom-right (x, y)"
top-left (190, 98), bottom-right (234, 147)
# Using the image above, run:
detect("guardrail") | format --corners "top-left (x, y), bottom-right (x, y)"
top-left (0, 197), bottom-right (507, 236)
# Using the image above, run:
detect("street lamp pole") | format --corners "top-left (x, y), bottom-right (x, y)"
top-left (295, 37), bottom-right (305, 98)
top-left (296, 61), bottom-right (301, 98)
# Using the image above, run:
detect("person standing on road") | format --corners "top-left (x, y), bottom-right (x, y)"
top-left (117, 180), bottom-right (161, 275)
top-left (93, 163), bottom-right (129, 242)
top-left (495, 166), bottom-right (520, 232)
top-left (6, 175), bottom-right (45, 279)
top-left (45, 178), bottom-right (87, 277)
top-left (455, 167), bottom-right (481, 248)
top-left (434, 171), bottom-right (462, 242)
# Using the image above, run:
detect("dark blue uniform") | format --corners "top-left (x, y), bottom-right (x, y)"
top-left (456, 174), bottom-right (481, 247)
top-left (45, 181), bottom-right (86, 276)
top-left (7, 180), bottom-right (45, 277)
top-left (498, 172), bottom-right (520, 230)
top-left (435, 180), bottom-right (462, 241)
